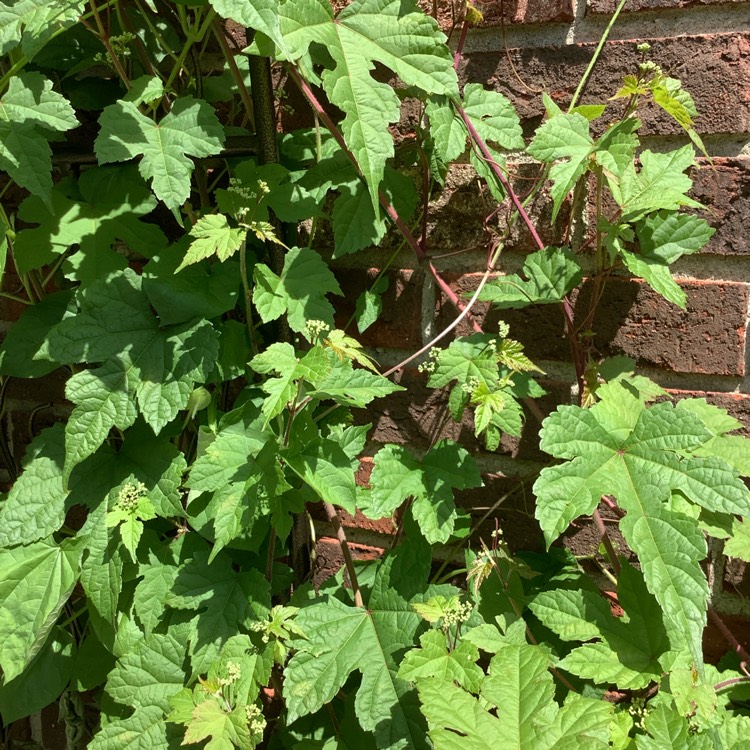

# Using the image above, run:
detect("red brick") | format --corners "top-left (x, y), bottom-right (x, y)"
top-left (438, 274), bottom-right (749, 376)
top-left (425, 163), bottom-right (569, 254)
top-left (461, 34), bottom-right (750, 136)
top-left (692, 158), bottom-right (750, 256)
top-left (333, 268), bottom-right (424, 350)
top-left (588, 0), bottom-right (747, 13)
top-left (476, 0), bottom-right (575, 25)
top-left (312, 537), bottom-right (383, 589)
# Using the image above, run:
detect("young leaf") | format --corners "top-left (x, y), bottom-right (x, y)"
top-left (461, 84), bottom-right (524, 152)
top-left (0, 72), bottom-right (78, 203)
top-left (398, 630), bottom-right (484, 693)
top-left (95, 97), bottom-right (225, 211)
top-left (253, 247), bottom-right (342, 332)
top-left (477, 247), bottom-right (583, 309)
top-left (527, 112), bottom-right (594, 219)
top-left (619, 145), bottom-right (701, 221)
top-left (176, 214), bottom-right (245, 271)
top-left (278, 0), bottom-right (457, 210)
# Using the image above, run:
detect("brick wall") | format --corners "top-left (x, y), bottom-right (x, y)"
top-left (324, 0), bottom-right (750, 616)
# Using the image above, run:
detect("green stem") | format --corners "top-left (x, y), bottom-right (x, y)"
top-left (568, 0), bottom-right (628, 111)
top-left (239, 241), bottom-right (260, 357)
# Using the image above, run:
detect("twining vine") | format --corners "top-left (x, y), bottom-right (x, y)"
top-left (0, 0), bottom-right (749, 748)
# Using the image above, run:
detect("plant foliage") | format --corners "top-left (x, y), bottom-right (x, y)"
top-left (0, 0), bottom-right (748, 747)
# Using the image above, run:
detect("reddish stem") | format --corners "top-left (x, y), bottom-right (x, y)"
top-left (287, 65), bottom-right (482, 333)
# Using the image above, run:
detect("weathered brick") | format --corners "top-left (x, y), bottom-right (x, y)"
top-left (476, 0), bottom-right (575, 25)
top-left (426, 163), bottom-right (569, 253)
top-left (333, 268), bottom-right (424, 350)
top-left (438, 274), bottom-right (749, 376)
top-left (693, 157), bottom-right (750, 255)
top-left (312, 537), bottom-right (382, 589)
top-left (461, 34), bottom-right (750, 136)
top-left (588, 0), bottom-right (747, 13)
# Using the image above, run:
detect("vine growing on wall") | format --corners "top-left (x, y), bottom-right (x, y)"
top-left (0, 0), bottom-right (749, 748)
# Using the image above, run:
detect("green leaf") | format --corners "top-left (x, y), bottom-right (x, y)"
top-left (253, 247), bottom-right (342, 332)
top-left (0, 626), bottom-right (74, 723)
top-left (398, 630), bottom-right (483, 693)
top-left (534, 382), bottom-right (750, 666)
top-left (166, 550), bottom-right (270, 675)
top-left (355, 277), bottom-right (388, 333)
top-left (284, 551), bottom-right (437, 749)
top-left (142, 240), bottom-right (240, 326)
top-left (280, 0), bottom-right (457, 210)
top-left (0, 424), bottom-right (67, 546)
top-left (95, 97), bottom-right (225, 211)
top-left (0, 72), bottom-right (78, 203)
top-left (49, 269), bottom-right (218, 477)
top-left (90, 631), bottom-right (187, 750)
top-left (177, 214), bottom-right (245, 271)
top-left (619, 145), bottom-right (701, 220)
top-left (0, 539), bottom-right (81, 680)
top-left (285, 438), bottom-right (358, 514)
top-left (312, 361), bottom-right (404, 408)
top-left (368, 441), bottom-right (481, 543)
top-left (619, 249), bottom-right (687, 308)
top-left (181, 697), bottom-right (252, 749)
top-left (0, 290), bottom-right (74, 377)
top-left (635, 702), bottom-right (712, 750)
top-left (13, 166), bottom-right (167, 279)
top-left (461, 84), bottom-right (524, 151)
top-left (528, 113), bottom-right (594, 219)
top-left (477, 248), bottom-right (583, 309)
top-left (427, 95), bottom-right (466, 164)
top-left (80, 501), bottom-right (123, 626)
top-left (0, 0), bottom-right (83, 58)
top-left (725, 517), bottom-right (750, 562)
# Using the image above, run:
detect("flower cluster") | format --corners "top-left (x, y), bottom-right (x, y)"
top-left (217, 660), bottom-right (241, 687)
top-left (245, 704), bottom-right (266, 735)
top-left (116, 481), bottom-right (147, 513)
top-left (442, 600), bottom-right (474, 629)
top-left (461, 376), bottom-right (481, 395)
top-left (303, 319), bottom-right (330, 341)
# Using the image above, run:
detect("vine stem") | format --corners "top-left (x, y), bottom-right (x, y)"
top-left (457, 106), bottom-right (586, 388)
top-left (707, 604), bottom-right (750, 665)
top-left (323, 502), bottom-right (364, 608)
top-left (593, 507), bottom-right (621, 577)
top-left (382, 243), bottom-right (499, 377)
top-left (286, 65), bottom-right (481, 332)
top-left (568, 0), bottom-right (629, 111)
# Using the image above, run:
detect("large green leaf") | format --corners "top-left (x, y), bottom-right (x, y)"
top-left (95, 97), bottom-right (225, 211)
top-left (49, 269), bottom-right (218, 477)
top-left (13, 166), bottom-right (167, 280)
top-left (253, 247), bottom-right (342, 333)
top-left (0, 0), bottom-right (83, 58)
top-left (278, 0), bottom-right (457, 209)
top-left (0, 539), bottom-right (81, 680)
top-left (534, 381), bottom-right (750, 666)
top-left (165, 549), bottom-right (270, 675)
top-left (531, 566), bottom-right (669, 689)
top-left (284, 548), bottom-right (441, 749)
top-left (208, 0), bottom-right (287, 53)
top-left (90, 631), bottom-right (187, 750)
top-left (0, 72), bottom-right (78, 203)
top-left (416, 645), bottom-right (613, 749)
